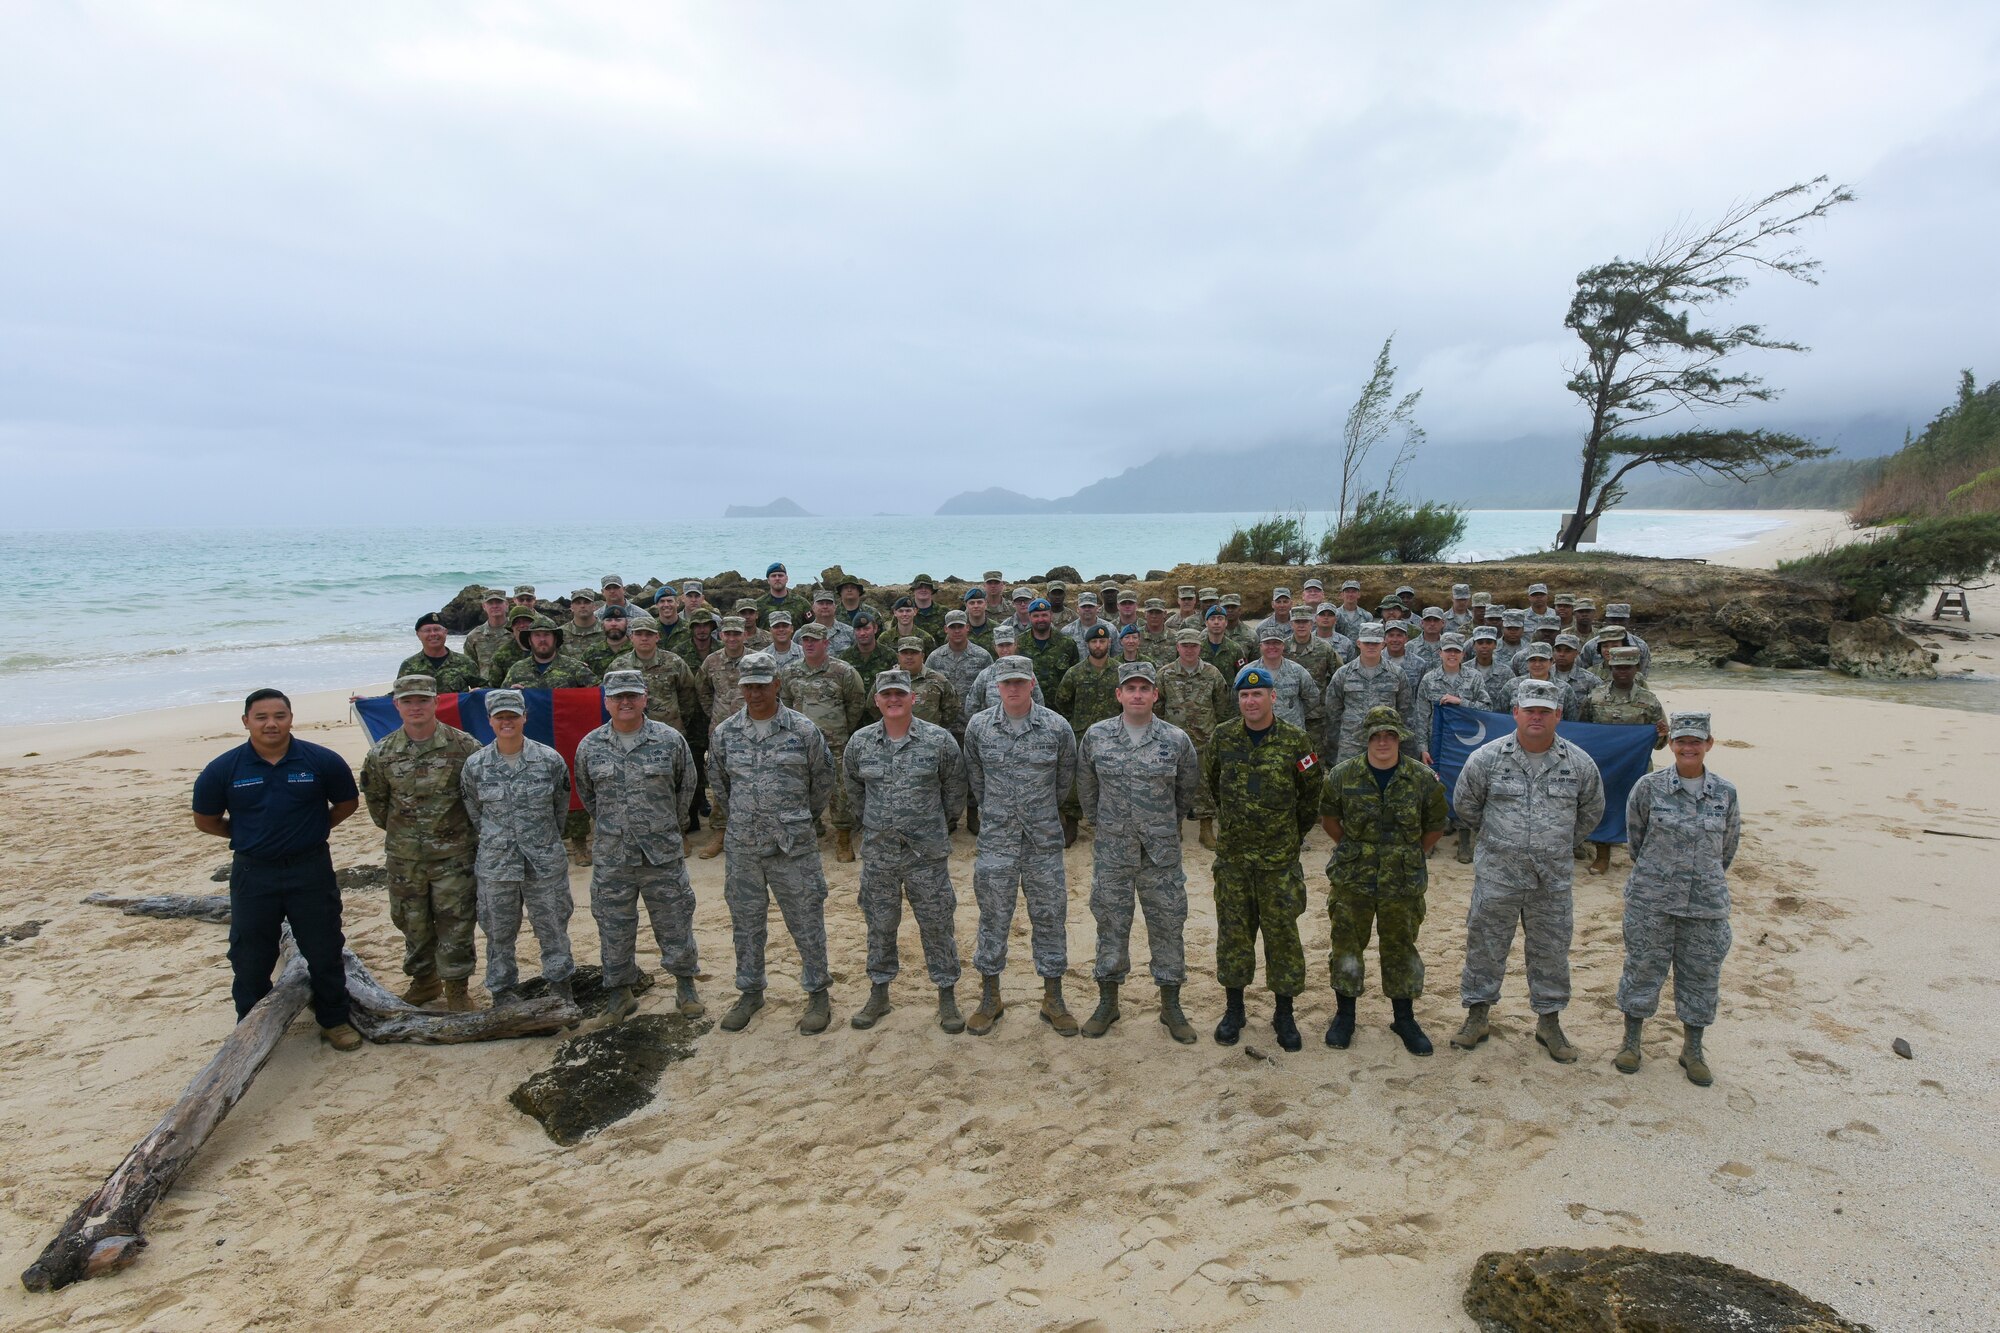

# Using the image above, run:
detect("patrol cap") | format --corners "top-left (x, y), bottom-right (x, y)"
top-left (1027, 598), bottom-right (1052, 613)
top-left (982, 569), bottom-right (1004, 582)
top-left (1233, 664), bottom-right (1276, 691)
top-left (896, 636), bottom-right (926, 653)
top-left (1362, 705), bottom-right (1409, 740)
top-left (766, 562), bottom-right (786, 576)
top-left (734, 598), bottom-right (758, 613)
top-left (1421, 606), bottom-right (1445, 621)
top-left (1077, 592), bottom-right (1100, 607)
top-left (994, 655), bottom-right (1036, 683)
top-left (1117, 661), bottom-right (1158, 685)
top-left (1144, 598), bottom-right (1166, 612)
top-left (602, 574), bottom-right (626, 590)
top-left (1118, 589), bottom-right (1139, 605)
top-left (912, 573), bottom-right (936, 590)
top-left (628, 614), bottom-right (660, 634)
top-left (1198, 587), bottom-right (1221, 601)
top-left (1204, 605), bottom-right (1228, 620)
top-left (1257, 623), bottom-right (1287, 642)
top-left (415, 612), bottom-right (445, 631)
top-left (655, 585), bottom-right (680, 605)
top-left (1378, 598), bottom-right (1401, 612)
top-left (1554, 632), bottom-right (1580, 649)
top-left (513, 584), bottom-right (537, 597)
top-left (735, 652), bottom-right (780, 685)
top-left (719, 615), bottom-right (746, 633)
top-left (1271, 587), bottom-right (1292, 600)
top-left (485, 689), bottom-right (526, 716)
top-left (1011, 586), bottom-right (1035, 602)
top-left (1574, 597), bottom-right (1596, 612)
top-left (1382, 621), bottom-right (1409, 637)
top-left (1606, 603), bottom-right (1632, 618)
top-left (797, 623), bottom-right (829, 641)
top-left (1101, 583), bottom-right (1122, 602)
top-left (813, 589), bottom-right (836, 604)
top-left (1607, 646), bottom-right (1643, 667)
top-left (1177, 585), bottom-right (1198, 598)
top-left (508, 606), bottom-right (538, 625)
top-left (892, 595), bottom-right (914, 610)
top-left (1340, 579), bottom-right (1361, 591)
top-left (392, 674), bottom-right (438, 699)
top-left (1485, 605), bottom-right (1507, 620)
top-left (1356, 622), bottom-right (1386, 644)
top-left (873, 668), bottom-right (913, 694)
top-left (768, 611), bottom-right (792, 628)
top-left (481, 589), bottom-right (507, 604)
top-left (682, 580), bottom-right (705, 594)
top-left (1470, 592), bottom-right (1491, 607)
top-left (1597, 625), bottom-right (1630, 642)
top-left (1526, 582), bottom-right (1549, 596)
top-left (1396, 584), bottom-right (1416, 597)
top-left (1452, 584), bottom-right (1472, 599)
top-left (1523, 642), bottom-right (1553, 660)
top-left (602, 604), bottom-right (629, 621)
top-left (993, 626), bottom-right (1020, 644)
top-left (1220, 593), bottom-right (1241, 607)
top-left (944, 610), bottom-right (968, 627)
top-left (1512, 679), bottom-right (1564, 711)
top-left (569, 587), bottom-right (598, 603)
top-left (1048, 581), bottom-right (1067, 593)
top-left (1554, 592), bottom-right (1576, 607)
top-left (1471, 626), bottom-right (1499, 642)
top-left (603, 670), bottom-right (647, 696)
top-left (1315, 604), bottom-right (1337, 617)
top-left (1502, 610), bottom-right (1527, 627)
top-left (1440, 633), bottom-right (1466, 652)
top-left (1668, 712), bottom-right (1713, 740)
top-left (1302, 578), bottom-right (1323, 591)
top-left (1084, 624), bottom-right (1110, 641)
top-left (1175, 629), bottom-right (1202, 645)
top-left (1290, 607), bottom-right (1312, 622)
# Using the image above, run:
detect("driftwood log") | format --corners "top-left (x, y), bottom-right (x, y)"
top-left (82, 891), bottom-right (231, 923)
top-left (20, 946), bottom-right (311, 1292)
top-left (341, 950), bottom-right (579, 1043)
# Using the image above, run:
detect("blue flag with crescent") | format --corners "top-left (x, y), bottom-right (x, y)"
top-left (1429, 703), bottom-right (1657, 844)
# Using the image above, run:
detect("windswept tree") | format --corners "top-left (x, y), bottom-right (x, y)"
top-left (1557, 177), bottom-right (1854, 550)
top-left (1336, 335), bottom-right (1424, 533)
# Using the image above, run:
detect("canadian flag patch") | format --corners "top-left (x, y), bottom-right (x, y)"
top-left (1297, 753), bottom-right (1318, 773)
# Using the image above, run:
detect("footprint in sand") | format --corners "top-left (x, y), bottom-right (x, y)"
top-left (1711, 1161), bottom-right (1764, 1196)
top-left (1788, 1049), bottom-right (1849, 1076)
top-left (1828, 1120), bottom-right (1887, 1151)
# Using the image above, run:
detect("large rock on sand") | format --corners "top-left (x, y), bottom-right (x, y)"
top-left (510, 1012), bottom-right (708, 1145)
top-left (1464, 1246), bottom-right (1871, 1332)
top-left (1827, 617), bottom-right (1936, 679)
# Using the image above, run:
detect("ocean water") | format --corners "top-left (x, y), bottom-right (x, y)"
top-left (0, 509), bottom-right (1788, 725)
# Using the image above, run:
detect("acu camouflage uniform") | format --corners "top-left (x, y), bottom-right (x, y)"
top-left (1203, 715), bottom-right (1324, 996)
top-left (962, 703), bottom-right (1078, 979)
top-left (395, 649), bottom-right (484, 696)
top-left (1618, 767), bottom-right (1739, 1027)
top-left (780, 655), bottom-right (868, 831)
top-left (843, 717), bottom-right (967, 987)
top-left (1078, 715), bottom-right (1200, 985)
top-left (1158, 657), bottom-right (1230, 820)
top-left (361, 723), bottom-right (482, 982)
top-left (461, 737), bottom-right (575, 992)
top-left (1320, 750), bottom-right (1449, 998)
top-left (573, 719), bottom-right (701, 988)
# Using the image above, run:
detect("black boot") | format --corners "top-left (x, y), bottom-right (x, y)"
top-left (1390, 997), bottom-right (1432, 1056)
top-left (1325, 992), bottom-right (1357, 1049)
top-left (1273, 995), bottom-right (1302, 1052)
top-left (1213, 987), bottom-right (1246, 1046)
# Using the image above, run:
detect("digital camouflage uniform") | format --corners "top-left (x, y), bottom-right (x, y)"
top-left (1618, 767), bottom-right (1739, 1027)
top-left (757, 589), bottom-right (813, 627)
top-left (780, 656), bottom-right (868, 831)
top-left (1285, 634), bottom-right (1341, 692)
top-left (608, 646), bottom-right (700, 734)
top-left (395, 650), bottom-right (484, 696)
top-left (1320, 752), bottom-right (1449, 997)
top-left (1261, 654), bottom-right (1324, 735)
top-left (1158, 657), bottom-right (1230, 820)
top-left (1498, 670), bottom-right (1585, 722)
top-left (1583, 680), bottom-right (1667, 734)
top-left (924, 642), bottom-right (994, 736)
top-left (501, 652), bottom-right (599, 689)
top-left (573, 717), bottom-right (700, 989)
top-left (962, 702), bottom-right (1078, 979)
top-left (1203, 715), bottom-right (1324, 996)
top-left (709, 705), bottom-right (837, 994)
top-left (1452, 734), bottom-right (1606, 1013)
top-left (696, 647), bottom-right (751, 828)
top-left (838, 637), bottom-right (898, 697)
top-left (1019, 631), bottom-right (1081, 698)
top-left (1199, 634), bottom-right (1249, 680)
top-left (1078, 715), bottom-right (1200, 984)
top-left (360, 723), bottom-right (482, 981)
top-left (461, 736), bottom-right (575, 992)
top-left (1413, 667), bottom-right (1490, 754)
top-left (563, 617), bottom-right (607, 663)
top-left (580, 634), bottom-right (635, 679)
top-left (904, 665), bottom-right (962, 732)
top-left (843, 717), bottom-right (966, 987)
top-left (1322, 661), bottom-right (1416, 764)
top-left (460, 621), bottom-right (510, 676)
top-left (964, 658), bottom-right (1045, 715)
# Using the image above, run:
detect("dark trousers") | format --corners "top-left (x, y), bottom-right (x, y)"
top-left (228, 844), bottom-right (351, 1028)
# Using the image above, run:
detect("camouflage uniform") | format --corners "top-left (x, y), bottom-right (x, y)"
top-left (1135, 628), bottom-right (1177, 665)
top-left (905, 666), bottom-right (963, 732)
top-left (779, 656), bottom-right (868, 831)
top-left (1285, 635), bottom-right (1341, 692)
top-left (1320, 753), bottom-right (1448, 997)
top-left (580, 635), bottom-right (634, 679)
top-left (1322, 661), bottom-right (1416, 764)
top-left (756, 589), bottom-right (813, 627)
top-left (1158, 657), bottom-right (1230, 820)
top-left (395, 650), bottom-right (484, 696)
top-left (1204, 716), bottom-right (1323, 995)
top-left (709, 705), bottom-right (837, 994)
top-left (460, 622), bottom-right (511, 676)
top-left (1583, 680), bottom-right (1667, 735)
top-left (962, 703), bottom-right (1078, 978)
top-left (1333, 604), bottom-right (1369, 641)
top-left (1263, 655), bottom-right (1324, 735)
top-left (1078, 715), bottom-right (1200, 984)
top-left (574, 718), bottom-right (701, 989)
top-left (964, 659), bottom-right (1045, 715)
top-left (501, 653), bottom-right (599, 689)
top-left (461, 736), bottom-right (575, 992)
top-left (1618, 767), bottom-right (1739, 1027)
top-left (563, 617), bottom-right (607, 662)
top-left (842, 717), bottom-right (966, 987)
top-left (1019, 631), bottom-right (1081, 698)
top-left (608, 646), bottom-right (700, 733)
top-left (924, 642), bottom-right (994, 735)
top-left (1413, 666), bottom-right (1490, 752)
top-left (840, 640), bottom-right (900, 697)
top-left (1452, 735), bottom-right (1606, 1014)
top-left (1198, 634), bottom-right (1248, 680)
top-left (1055, 658), bottom-right (1123, 736)
top-left (360, 723), bottom-right (481, 981)
top-left (1497, 671), bottom-right (1586, 721)
top-left (696, 648), bottom-right (751, 726)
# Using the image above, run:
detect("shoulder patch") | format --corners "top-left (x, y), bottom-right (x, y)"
top-left (1297, 753), bottom-right (1318, 773)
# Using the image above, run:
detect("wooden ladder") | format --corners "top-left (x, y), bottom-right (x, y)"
top-left (1930, 588), bottom-right (1971, 621)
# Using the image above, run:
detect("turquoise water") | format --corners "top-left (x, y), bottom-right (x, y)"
top-left (0, 509), bottom-right (1789, 724)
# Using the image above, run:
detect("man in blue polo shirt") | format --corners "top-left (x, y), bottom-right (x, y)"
top-left (192, 688), bottom-right (363, 1051)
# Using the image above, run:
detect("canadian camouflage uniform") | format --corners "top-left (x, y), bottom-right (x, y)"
top-left (663, 628), bottom-right (718, 674)
top-left (395, 650), bottom-right (484, 696)
top-left (842, 717), bottom-right (966, 987)
top-left (361, 723), bottom-right (482, 981)
top-left (780, 656), bottom-right (868, 831)
top-left (501, 654), bottom-right (599, 689)
top-left (1322, 661), bottom-right (1416, 764)
top-left (962, 703), bottom-right (1078, 978)
top-left (1320, 753), bottom-right (1448, 997)
top-left (574, 719), bottom-right (701, 989)
top-left (756, 589), bottom-right (813, 627)
top-left (1204, 716), bottom-right (1322, 995)
top-left (840, 640), bottom-right (900, 699)
top-left (1452, 735), bottom-right (1606, 1014)
top-left (1618, 767), bottom-right (1739, 1027)
top-left (1078, 716), bottom-right (1200, 984)
top-left (580, 635), bottom-right (634, 679)
top-left (709, 705), bottom-right (837, 994)
top-left (461, 738), bottom-right (575, 992)
top-left (1158, 658), bottom-right (1230, 820)
top-left (911, 602), bottom-right (949, 640)
top-left (1199, 634), bottom-right (1248, 680)
top-left (1019, 631), bottom-right (1081, 698)
top-left (608, 646), bottom-right (700, 733)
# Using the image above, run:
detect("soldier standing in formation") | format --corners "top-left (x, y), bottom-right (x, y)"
top-left (1581, 645), bottom-right (1668, 875)
top-left (398, 613), bottom-right (484, 694)
top-left (1158, 628), bottom-right (1229, 851)
top-left (460, 591), bottom-right (512, 677)
top-left (1323, 624), bottom-right (1414, 765)
top-left (780, 624), bottom-right (868, 860)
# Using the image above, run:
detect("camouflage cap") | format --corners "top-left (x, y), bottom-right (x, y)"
top-left (1198, 587), bottom-right (1220, 601)
top-left (719, 616), bottom-right (746, 634)
top-left (1485, 605), bottom-right (1507, 620)
top-left (736, 652), bottom-right (780, 685)
top-left (797, 623), bottom-right (829, 641)
top-left (1257, 623), bottom-right (1287, 642)
top-left (944, 610), bottom-right (968, 627)
top-left (1271, 587), bottom-right (1292, 599)
top-left (896, 635), bottom-right (926, 653)
top-left (873, 668), bottom-right (913, 694)
top-left (1011, 586), bottom-right (1035, 601)
top-left (1607, 646), bottom-right (1643, 667)
top-left (1177, 585), bottom-right (1198, 597)
top-left (1220, 593), bottom-right (1241, 607)
top-left (628, 614), bottom-right (660, 634)
top-left (481, 589), bottom-right (507, 603)
top-left (1048, 580), bottom-right (1067, 592)
top-left (1118, 588), bottom-right (1139, 604)
top-left (734, 598), bottom-right (758, 613)
top-left (1668, 711), bottom-right (1712, 740)
top-left (993, 655), bottom-right (1036, 683)
top-left (1233, 664), bottom-right (1276, 691)
top-left (1597, 625), bottom-right (1629, 642)
top-left (1421, 606), bottom-right (1445, 620)
top-left (391, 674), bottom-right (437, 699)
top-left (1440, 633), bottom-right (1467, 651)
top-left (992, 625), bottom-right (1020, 644)
top-left (1554, 632), bottom-right (1581, 649)
top-left (682, 580), bottom-right (705, 594)
top-left (1470, 592), bottom-right (1491, 607)
top-left (602, 670), bottom-right (647, 696)
top-left (1290, 607), bottom-right (1312, 621)
top-left (1471, 626), bottom-right (1499, 642)
top-left (1175, 629), bottom-right (1202, 645)
top-left (1502, 610), bottom-right (1526, 627)
top-left (1524, 642), bottom-right (1554, 660)
top-left (983, 569), bottom-right (1004, 582)
top-left (1084, 624), bottom-right (1110, 641)
top-left (1144, 598), bottom-right (1166, 611)
top-left (1118, 660), bottom-right (1158, 685)
top-left (1101, 583), bottom-right (1121, 600)
top-left (1314, 604), bottom-right (1337, 617)
top-left (513, 584), bottom-right (537, 597)
top-left (837, 575), bottom-right (866, 591)
top-left (571, 587), bottom-right (598, 602)
top-left (688, 609), bottom-right (718, 625)
top-left (768, 611), bottom-right (793, 627)
top-left (912, 573), bottom-right (936, 589)
top-left (1606, 603), bottom-right (1632, 618)
top-left (1533, 622), bottom-right (1559, 638)
top-left (508, 606), bottom-right (539, 625)
top-left (813, 589), bottom-right (836, 604)
top-left (1362, 705), bottom-right (1409, 740)
top-left (1512, 679), bottom-right (1565, 711)
top-left (1378, 598), bottom-right (1401, 612)
top-left (1554, 591), bottom-right (1576, 607)
top-left (1302, 578), bottom-right (1323, 591)
top-left (1396, 584), bottom-right (1417, 597)
top-left (1382, 620), bottom-right (1410, 636)
top-left (485, 688), bottom-right (526, 715)
top-left (525, 614), bottom-right (562, 633)
top-left (1452, 584), bottom-right (1472, 599)
top-left (1574, 597), bottom-right (1596, 612)
top-left (1340, 579), bottom-right (1361, 591)
top-left (1077, 592), bottom-right (1099, 607)
top-left (1526, 582), bottom-right (1549, 596)
top-left (1357, 622), bottom-right (1386, 643)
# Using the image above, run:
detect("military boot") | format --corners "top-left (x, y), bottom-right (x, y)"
top-left (443, 978), bottom-right (474, 1013)
top-left (720, 988), bottom-right (764, 1032)
top-left (1040, 977), bottom-right (1079, 1037)
top-left (1078, 817), bottom-right (1094, 840)
top-left (1273, 995), bottom-right (1302, 1052)
top-left (400, 972), bottom-right (442, 1006)
top-left (1390, 997), bottom-right (1432, 1056)
top-left (698, 828), bottom-right (725, 860)
top-left (1588, 842), bottom-right (1612, 876)
top-left (567, 837), bottom-right (593, 867)
top-left (937, 985), bottom-right (965, 1034)
top-left (966, 974), bottom-right (1004, 1036)
top-left (1536, 1012), bottom-right (1579, 1063)
top-left (547, 975), bottom-right (576, 1007)
top-left (488, 983), bottom-right (521, 1007)
top-left (1451, 1001), bottom-right (1490, 1049)
top-left (1455, 828), bottom-right (1473, 864)
top-left (1081, 980), bottom-right (1120, 1038)
top-left (320, 1023), bottom-right (363, 1052)
top-left (798, 989), bottom-right (833, 1035)
top-left (1158, 985), bottom-right (1198, 1044)
top-left (1198, 817), bottom-right (1217, 850)
top-left (1214, 988), bottom-right (1247, 1046)
top-left (835, 829), bottom-right (856, 864)
top-left (1325, 992), bottom-right (1357, 1049)
top-left (1061, 814), bottom-right (1079, 848)
top-left (603, 985), bottom-right (638, 1024)
top-left (850, 982), bottom-right (892, 1029)
top-left (676, 975), bottom-right (705, 1019)
top-left (1679, 1025), bottom-right (1713, 1086)
top-left (1614, 1016), bottom-right (1645, 1074)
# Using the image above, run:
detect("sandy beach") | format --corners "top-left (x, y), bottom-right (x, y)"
top-left (1701, 508), bottom-right (1875, 569)
top-left (1, 653), bottom-right (1995, 1332)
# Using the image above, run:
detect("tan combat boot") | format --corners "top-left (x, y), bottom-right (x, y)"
top-left (966, 974), bottom-right (1004, 1036)
top-left (400, 973), bottom-right (442, 1006)
top-left (1198, 817), bottom-right (1217, 850)
top-left (1040, 976), bottom-right (1078, 1037)
top-left (443, 978), bottom-right (475, 1013)
top-left (697, 828), bottom-right (725, 860)
top-left (1588, 843), bottom-right (1612, 876)
top-left (1451, 1001), bottom-right (1490, 1049)
top-left (1536, 1012), bottom-right (1579, 1063)
top-left (1679, 1025), bottom-right (1713, 1086)
top-left (1614, 1016), bottom-right (1644, 1074)
top-left (320, 1023), bottom-right (363, 1052)
top-left (835, 829), bottom-right (855, 863)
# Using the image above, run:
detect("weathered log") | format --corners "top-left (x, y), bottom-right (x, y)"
top-left (82, 891), bottom-right (231, 923)
top-left (21, 947), bottom-right (311, 1292)
top-left (341, 950), bottom-right (580, 1042)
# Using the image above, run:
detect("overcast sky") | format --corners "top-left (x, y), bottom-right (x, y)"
top-left (5, 2), bottom-right (1998, 525)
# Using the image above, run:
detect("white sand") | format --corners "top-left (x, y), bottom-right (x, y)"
top-left (2, 683), bottom-right (1995, 1330)
top-left (1706, 508), bottom-right (1882, 570)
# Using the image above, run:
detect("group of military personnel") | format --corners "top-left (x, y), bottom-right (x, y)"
top-left (357, 563), bottom-right (1733, 1081)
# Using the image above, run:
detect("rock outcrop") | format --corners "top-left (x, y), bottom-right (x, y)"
top-left (1828, 617), bottom-right (1937, 679)
top-left (1464, 1245), bottom-right (1871, 1332)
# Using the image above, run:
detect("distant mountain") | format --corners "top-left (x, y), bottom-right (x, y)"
top-left (724, 496), bottom-right (813, 518)
top-left (935, 487), bottom-right (1057, 515)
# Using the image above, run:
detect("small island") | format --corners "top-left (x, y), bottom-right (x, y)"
top-left (723, 497), bottom-right (814, 518)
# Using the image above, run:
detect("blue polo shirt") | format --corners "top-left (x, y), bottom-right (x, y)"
top-left (192, 738), bottom-right (359, 860)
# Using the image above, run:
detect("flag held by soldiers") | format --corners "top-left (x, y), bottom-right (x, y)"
top-left (1429, 703), bottom-right (1655, 843)
top-left (354, 687), bottom-right (605, 811)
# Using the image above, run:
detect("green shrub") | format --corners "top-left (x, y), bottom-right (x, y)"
top-left (1216, 515), bottom-right (1311, 565)
top-left (1779, 514), bottom-right (2000, 616)
top-left (1317, 492), bottom-right (1467, 564)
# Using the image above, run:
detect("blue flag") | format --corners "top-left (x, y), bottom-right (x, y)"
top-left (1429, 703), bottom-right (1657, 844)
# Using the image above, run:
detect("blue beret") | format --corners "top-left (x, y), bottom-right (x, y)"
top-left (766, 562), bottom-right (785, 575)
top-left (1120, 624), bottom-right (1141, 638)
top-left (654, 586), bottom-right (679, 604)
top-left (964, 589), bottom-right (985, 603)
top-left (1028, 598), bottom-right (1051, 613)
top-left (1205, 605), bottom-right (1228, 619)
top-left (1234, 664), bottom-right (1276, 691)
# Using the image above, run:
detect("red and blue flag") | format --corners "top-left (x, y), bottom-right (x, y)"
top-left (353, 687), bottom-right (606, 811)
